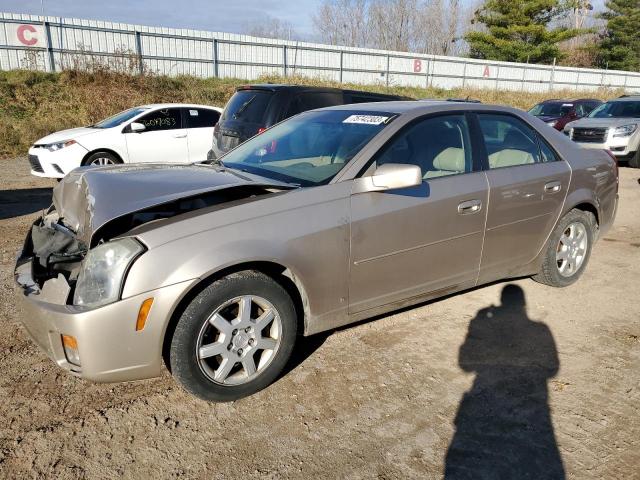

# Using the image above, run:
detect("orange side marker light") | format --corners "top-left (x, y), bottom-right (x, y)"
top-left (136, 298), bottom-right (154, 331)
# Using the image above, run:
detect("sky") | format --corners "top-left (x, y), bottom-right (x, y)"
top-left (0, 0), bottom-right (321, 38)
top-left (1, 0), bottom-right (608, 41)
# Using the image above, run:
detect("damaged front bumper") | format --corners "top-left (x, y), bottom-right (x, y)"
top-left (14, 247), bottom-right (197, 383)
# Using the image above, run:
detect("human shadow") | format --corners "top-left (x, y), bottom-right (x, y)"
top-left (0, 187), bottom-right (52, 219)
top-left (444, 284), bottom-right (565, 480)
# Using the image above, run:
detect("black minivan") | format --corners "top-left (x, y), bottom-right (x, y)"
top-left (208, 84), bottom-right (411, 160)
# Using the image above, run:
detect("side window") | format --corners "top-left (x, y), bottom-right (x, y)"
top-left (373, 115), bottom-right (473, 179)
top-left (136, 108), bottom-right (182, 132)
top-left (585, 102), bottom-right (600, 114)
top-left (574, 104), bottom-right (586, 117)
top-left (478, 114), bottom-right (542, 169)
top-left (185, 108), bottom-right (220, 128)
top-left (537, 137), bottom-right (559, 163)
top-left (286, 92), bottom-right (343, 117)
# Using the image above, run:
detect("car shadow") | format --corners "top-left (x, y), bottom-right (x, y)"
top-left (278, 332), bottom-right (329, 379)
top-left (444, 284), bottom-right (565, 479)
top-left (0, 188), bottom-right (52, 220)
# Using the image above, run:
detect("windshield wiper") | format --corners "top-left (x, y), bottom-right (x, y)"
top-left (232, 95), bottom-right (256, 120)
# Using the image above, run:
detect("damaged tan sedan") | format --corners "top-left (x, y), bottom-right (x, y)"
top-left (15, 102), bottom-right (618, 401)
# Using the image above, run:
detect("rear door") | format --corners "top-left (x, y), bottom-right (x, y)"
top-left (124, 107), bottom-right (189, 163)
top-left (349, 113), bottom-right (489, 314)
top-left (184, 107), bottom-right (221, 162)
top-left (475, 113), bottom-right (571, 283)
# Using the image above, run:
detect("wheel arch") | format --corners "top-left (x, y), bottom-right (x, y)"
top-left (563, 187), bottom-right (601, 227)
top-left (571, 201), bottom-right (599, 227)
top-left (81, 148), bottom-right (124, 166)
top-left (161, 260), bottom-right (310, 372)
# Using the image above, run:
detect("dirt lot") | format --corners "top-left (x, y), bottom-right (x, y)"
top-left (0, 158), bottom-right (638, 479)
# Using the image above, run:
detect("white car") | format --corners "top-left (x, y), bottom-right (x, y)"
top-left (28, 104), bottom-right (223, 178)
top-left (563, 95), bottom-right (640, 168)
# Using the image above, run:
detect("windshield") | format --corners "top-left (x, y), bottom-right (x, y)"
top-left (529, 103), bottom-right (573, 117)
top-left (589, 101), bottom-right (640, 118)
top-left (221, 90), bottom-right (274, 124)
top-left (217, 110), bottom-right (396, 186)
top-left (93, 107), bottom-right (149, 128)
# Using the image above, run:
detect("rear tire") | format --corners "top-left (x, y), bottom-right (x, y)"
top-left (628, 151), bottom-right (640, 169)
top-left (533, 209), bottom-right (595, 287)
top-left (169, 271), bottom-right (297, 402)
top-left (82, 151), bottom-right (121, 167)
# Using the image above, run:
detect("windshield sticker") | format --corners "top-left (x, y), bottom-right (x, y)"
top-left (189, 109), bottom-right (199, 116)
top-left (343, 115), bottom-right (390, 125)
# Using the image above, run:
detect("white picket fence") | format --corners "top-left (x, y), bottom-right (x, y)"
top-left (2, 11), bottom-right (639, 93)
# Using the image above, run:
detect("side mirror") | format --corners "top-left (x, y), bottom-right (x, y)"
top-left (353, 163), bottom-right (422, 193)
top-left (130, 122), bottom-right (145, 133)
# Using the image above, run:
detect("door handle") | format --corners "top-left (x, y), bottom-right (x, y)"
top-left (173, 133), bottom-right (187, 138)
top-left (458, 199), bottom-right (482, 214)
top-left (544, 181), bottom-right (562, 193)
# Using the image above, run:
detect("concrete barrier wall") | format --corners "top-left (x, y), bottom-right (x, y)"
top-left (2, 11), bottom-right (639, 93)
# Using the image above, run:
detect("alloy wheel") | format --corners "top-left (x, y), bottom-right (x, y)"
top-left (196, 295), bottom-right (282, 385)
top-left (556, 222), bottom-right (588, 277)
top-left (90, 157), bottom-right (115, 166)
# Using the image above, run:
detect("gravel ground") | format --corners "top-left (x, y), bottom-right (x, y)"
top-left (0, 158), bottom-right (638, 479)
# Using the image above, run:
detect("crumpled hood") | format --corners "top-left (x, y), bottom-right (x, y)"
top-left (52, 163), bottom-right (291, 244)
top-left (567, 117), bottom-right (640, 129)
top-left (35, 127), bottom-right (99, 145)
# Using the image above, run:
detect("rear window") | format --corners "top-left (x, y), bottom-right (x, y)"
top-left (186, 108), bottom-right (220, 128)
top-left (221, 90), bottom-right (274, 124)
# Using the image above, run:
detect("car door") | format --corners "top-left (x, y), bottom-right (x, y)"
top-left (184, 107), bottom-right (221, 162)
top-left (124, 107), bottom-right (189, 163)
top-left (349, 113), bottom-right (489, 314)
top-left (475, 113), bottom-right (571, 283)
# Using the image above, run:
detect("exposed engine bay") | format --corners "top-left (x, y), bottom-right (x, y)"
top-left (23, 184), bottom-right (283, 291)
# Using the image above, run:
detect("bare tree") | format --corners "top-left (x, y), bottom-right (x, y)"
top-left (313, 0), bottom-right (474, 55)
top-left (243, 16), bottom-right (298, 40)
top-left (368, 0), bottom-right (418, 52)
top-left (312, 0), bottom-right (369, 47)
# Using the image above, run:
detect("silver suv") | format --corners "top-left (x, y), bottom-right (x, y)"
top-left (564, 95), bottom-right (640, 168)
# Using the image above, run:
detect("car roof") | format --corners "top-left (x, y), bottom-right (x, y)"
top-left (235, 84), bottom-right (407, 98)
top-left (317, 100), bottom-right (523, 116)
top-left (539, 98), bottom-right (601, 104)
top-left (138, 103), bottom-right (221, 110)
top-left (609, 95), bottom-right (640, 102)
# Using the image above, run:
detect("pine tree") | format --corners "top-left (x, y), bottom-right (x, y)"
top-left (598, 0), bottom-right (640, 71)
top-left (465, 0), bottom-right (586, 64)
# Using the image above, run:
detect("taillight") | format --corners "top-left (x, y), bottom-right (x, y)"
top-left (257, 127), bottom-right (266, 135)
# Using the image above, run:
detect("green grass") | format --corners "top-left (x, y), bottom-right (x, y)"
top-left (0, 69), bottom-right (623, 159)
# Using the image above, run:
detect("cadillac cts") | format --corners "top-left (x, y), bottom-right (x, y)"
top-left (15, 102), bottom-right (618, 401)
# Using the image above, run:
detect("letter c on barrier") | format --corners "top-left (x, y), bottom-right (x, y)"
top-left (17, 25), bottom-right (38, 46)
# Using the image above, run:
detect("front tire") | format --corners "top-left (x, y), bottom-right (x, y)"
top-left (169, 271), bottom-right (297, 402)
top-left (82, 151), bottom-right (121, 166)
top-left (629, 150), bottom-right (640, 169)
top-left (533, 209), bottom-right (595, 287)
